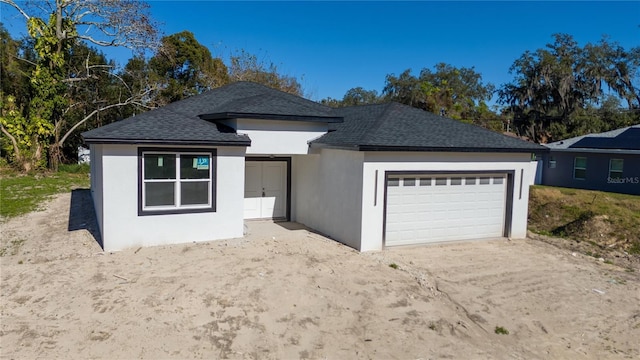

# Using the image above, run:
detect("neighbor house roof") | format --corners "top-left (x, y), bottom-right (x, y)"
top-left (544, 124), bottom-right (640, 155)
top-left (82, 82), bottom-right (340, 145)
top-left (312, 103), bottom-right (546, 153)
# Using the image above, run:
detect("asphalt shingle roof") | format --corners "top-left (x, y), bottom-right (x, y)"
top-left (545, 124), bottom-right (640, 151)
top-left (314, 103), bottom-right (546, 152)
top-left (83, 81), bottom-right (545, 153)
top-left (81, 107), bottom-right (250, 145)
top-left (82, 82), bottom-right (338, 145)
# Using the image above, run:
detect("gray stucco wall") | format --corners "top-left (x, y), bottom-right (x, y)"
top-left (540, 151), bottom-right (640, 195)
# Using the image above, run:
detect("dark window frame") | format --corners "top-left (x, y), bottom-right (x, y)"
top-left (609, 159), bottom-right (623, 179)
top-left (138, 147), bottom-right (217, 216)
top-left (573, 156), bottom-right (587, 180)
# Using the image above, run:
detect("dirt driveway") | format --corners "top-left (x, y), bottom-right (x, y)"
top-left (1, 191), bottom-right (638, 359)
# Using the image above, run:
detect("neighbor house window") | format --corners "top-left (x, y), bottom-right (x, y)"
top-left (573, 157), bottom-right (587, 180)
top-left (609, 159), bottom-right (623, 179)
top-left (138, 148), bottom-right (216, 215)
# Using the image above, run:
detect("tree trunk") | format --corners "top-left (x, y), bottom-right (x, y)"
top-left (49, 143), bottom-right (61, 171)
top-left (49, 121), bottom-right (63, 171)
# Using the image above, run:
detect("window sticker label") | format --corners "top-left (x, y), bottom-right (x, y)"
top-left (196, 156), bottom-right (209, 170)
top-left (157, 157), bottom-right (163, 167)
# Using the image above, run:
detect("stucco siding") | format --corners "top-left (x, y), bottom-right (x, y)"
top-left (541, 152), bottom-right (640, 195)
top-left (292, 149), bottom-right (364, 249)
top-left (235, 119), bottom-right (328, 155)
top-left (99, 144), bottom-right (246, 251)
top-left (361, 152), bottom-right (536, 251)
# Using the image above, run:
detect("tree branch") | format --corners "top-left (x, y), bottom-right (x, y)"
top-left (10, 53), bottom-right (37, 67)
top-left (0, 124), bottom-right (21, 160)
top-left (76, 35), bottom-right (119, 47)
top-left (59, 94), bottom-right (156, 147)
top-left (62, 76), bottom-right (99, 83)
top-left (0, 0), bottom-right (31, 20)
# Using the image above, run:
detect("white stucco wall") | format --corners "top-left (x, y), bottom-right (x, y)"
top-left (98, 144), bottom-right (246, 251)
top-left (235, 119), bottom-right (328, 155)
top-left (360, 151), bottom-right (536, 251)
top-left (292, 149), bottom-right (364, 249)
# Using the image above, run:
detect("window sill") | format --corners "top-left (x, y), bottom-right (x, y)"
top-left (138, 206), bottom-right (215, 216)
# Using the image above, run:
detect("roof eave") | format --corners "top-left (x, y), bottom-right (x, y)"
top-left (308, 142), bottom-right (360, 151)
top-left (200, 112), bottom-right (344, 123)
top-left (82, 138), bottom-right (251, 147)
top-left (547, 147), bottom-right (640, 155)
top-left (324, 144), bottom-right (547, 153)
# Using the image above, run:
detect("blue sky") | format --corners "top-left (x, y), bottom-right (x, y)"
top-left (2, 1), bottom-right (639, 105)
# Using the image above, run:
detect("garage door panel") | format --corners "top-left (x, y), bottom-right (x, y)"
top-left (386, 173), bottom-right (507, 246)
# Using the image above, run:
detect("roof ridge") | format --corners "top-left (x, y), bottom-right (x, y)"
top-left (229, 81), bottom-right (335, 111)
top-left (333, 102), bottom-right (391, 110)
top-left (547, 123), bottom-right (640, 145)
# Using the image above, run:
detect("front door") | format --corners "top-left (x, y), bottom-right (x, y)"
top-left (244, 161), bottom-right (287, 219)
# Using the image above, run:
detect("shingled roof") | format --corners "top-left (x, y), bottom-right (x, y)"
top-left (312, 103), bottom-right (546, 153)
top-left (82, 82), bottom-right (340, 145)
top-left (83, 81), bottom-right (546, 153)
top-left (544, 124), bottom-right (640, 153)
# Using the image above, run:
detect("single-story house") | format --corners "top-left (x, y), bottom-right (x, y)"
top-left (538, 125), bottom-right (640, 195)
top-left (82, 81), bottom-right (546, 252)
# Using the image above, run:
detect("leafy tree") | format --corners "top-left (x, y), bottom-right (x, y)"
top-left (149, 31), bottom-right (229, 105)
top-left (0, 13), bottom-right (70, 171)
top-left (419, 63), bottom-right (495, 119)
top-left (320, 87), bottom-right (381, 107)
top-left (0, 0), bottom-right (158, 170)
top-left (382, 69), bottom-right (423, 108)
top-left (383, 64), bottom-right (495, 121)
top-left (498, 33), bottom-right (640, 142)
top-left (318, 97), bottom-right (342, 107)
top-left (0, 24), bottom-right (30, 104)
top-left (229, 49), bottom-right (303, 96)
top-left (341, 87), bottom-right (381, 106)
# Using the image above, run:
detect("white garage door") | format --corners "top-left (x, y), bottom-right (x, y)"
top-left (385, 173), bottom-right (507, 246)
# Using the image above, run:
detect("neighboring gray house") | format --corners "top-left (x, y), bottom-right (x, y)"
top-left (82, 81), bottom-right (546, 252)
top-left (539, 125), bottom-right (640, 195)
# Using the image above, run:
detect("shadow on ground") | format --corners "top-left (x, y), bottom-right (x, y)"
top-left (68, 189), bottom-right (103, 249)
top-left (273, 221), bottom-right (309, 231)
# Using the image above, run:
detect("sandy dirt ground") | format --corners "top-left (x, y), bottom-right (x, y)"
top-left (1, 190), bottom-right (639, 359)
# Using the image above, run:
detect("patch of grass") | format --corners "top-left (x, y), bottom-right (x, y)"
top-left (585, 251), bottom-right (601, 259)
top-left (0, 167), bottom-right (89, 218)
top-left (494, 326), bottom-right (509, 335)
top-left (529, 185), bottom-right (640, 253)
top-left (58, 163), bottom-right (90, 173)
top-left (388, 263), bottom-right (399, 269)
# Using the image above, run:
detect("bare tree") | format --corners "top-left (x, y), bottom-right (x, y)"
top-left (0, 0), bottom-right (159, 170)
